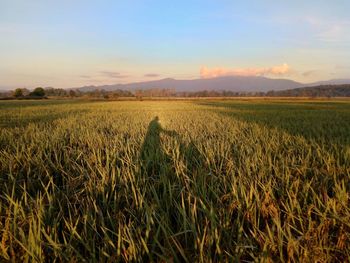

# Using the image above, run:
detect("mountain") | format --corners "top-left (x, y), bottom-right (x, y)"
top-left (308, 79), bottom-right (350, 86)
top-left (0, 87), bottom-right (11, 92)
top-left (76, 76), bottom-right (304, 93)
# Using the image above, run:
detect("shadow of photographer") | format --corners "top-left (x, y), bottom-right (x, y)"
top-left (140, 116), bottom-right (178, 178)
top-left (140, 116), bottom-right (204, 181)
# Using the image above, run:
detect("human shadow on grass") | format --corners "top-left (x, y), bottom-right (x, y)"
top-left (140, 116), bottom-right (205, 178)
top-left (140, 116), bottom-right (178, 178)
top-left (139, 116), bottom-right (207, 261)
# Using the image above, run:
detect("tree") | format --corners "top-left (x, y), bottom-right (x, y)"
top-left (13, 88), bottom-right (23, 98)
top-left (69, 90), bottom-right (77, 97)
top-left (44, 87), bottom-right (67, 96)
top-left (134, 89), bottom-right (144, 100)
top-left (30, 87), bottom-right (45, 97)
top-left (22, 88), bottom-right (30, 96)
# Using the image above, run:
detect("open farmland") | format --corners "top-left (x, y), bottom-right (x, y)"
top-left (0, 99), bottom-right (350, 262)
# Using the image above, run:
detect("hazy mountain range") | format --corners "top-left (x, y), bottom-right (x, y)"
top-left (75, 76), bottom-right (350, 93)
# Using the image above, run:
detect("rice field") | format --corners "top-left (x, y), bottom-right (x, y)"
top-left (0, 99), bottom-right (349, 262)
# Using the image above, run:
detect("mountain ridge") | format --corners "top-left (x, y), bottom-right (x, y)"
top-left (74, 76), bottom-right (350, 93)
top-left (75, 76), bottom-right (304, 93)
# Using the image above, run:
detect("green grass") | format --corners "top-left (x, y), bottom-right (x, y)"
top-left (0, 99), bottom-right (349, 262)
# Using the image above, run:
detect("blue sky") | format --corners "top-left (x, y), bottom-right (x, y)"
top-left (1, 0), bottom-right (350, 89)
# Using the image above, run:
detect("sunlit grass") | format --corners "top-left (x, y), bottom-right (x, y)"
top-left (0, 100), bottom-right (349, 262)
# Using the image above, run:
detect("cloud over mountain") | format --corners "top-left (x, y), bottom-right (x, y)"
top-left (200, 64), bottom-right (291, 79)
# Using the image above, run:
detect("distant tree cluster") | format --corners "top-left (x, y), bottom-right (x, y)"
top-left (175, 90), bottom-right (265, 97)
top-left (44, 87), bottom-right (70, 97)
top-left (175, 85), bottom-right (350, 97)
top-left (10, 87), bottom-right (47, 99)
top-left (13, 88), bottom-right (30, 97)
top-left (83, 89), bottom-right (134, 99)
top-left (30, 87), bottom-right (45, 97)
top-left (134, 88), bottom-right (176, 99)
top-left (0, 87), bottom-right (135, 100)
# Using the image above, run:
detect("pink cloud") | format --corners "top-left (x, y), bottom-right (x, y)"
top-left (200, 63), bottom-right (290, 78)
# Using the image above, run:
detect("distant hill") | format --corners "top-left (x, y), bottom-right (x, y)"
top-left (76, 76), bottom-right (304, 93)
top-left (269, 84), bottom-right (350, 97)
top-left (309, 79), bottom-right (350, 86)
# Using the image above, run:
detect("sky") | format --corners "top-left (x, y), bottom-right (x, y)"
top-left (1, 0), bottom-right (350, 89)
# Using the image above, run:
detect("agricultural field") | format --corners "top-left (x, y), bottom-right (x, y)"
top-left (0, 99), bottom-right (349, 262)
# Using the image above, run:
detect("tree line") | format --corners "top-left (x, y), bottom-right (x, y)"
top-left (1, 84), bottom-right (349, 99)
top-left (0, 87), bottom-right (134, 99)
top-left (265, 84), bottom-right (350, 97)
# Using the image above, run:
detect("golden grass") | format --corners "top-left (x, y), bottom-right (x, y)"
top-left (0, 100), bottom-right (349, 262)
